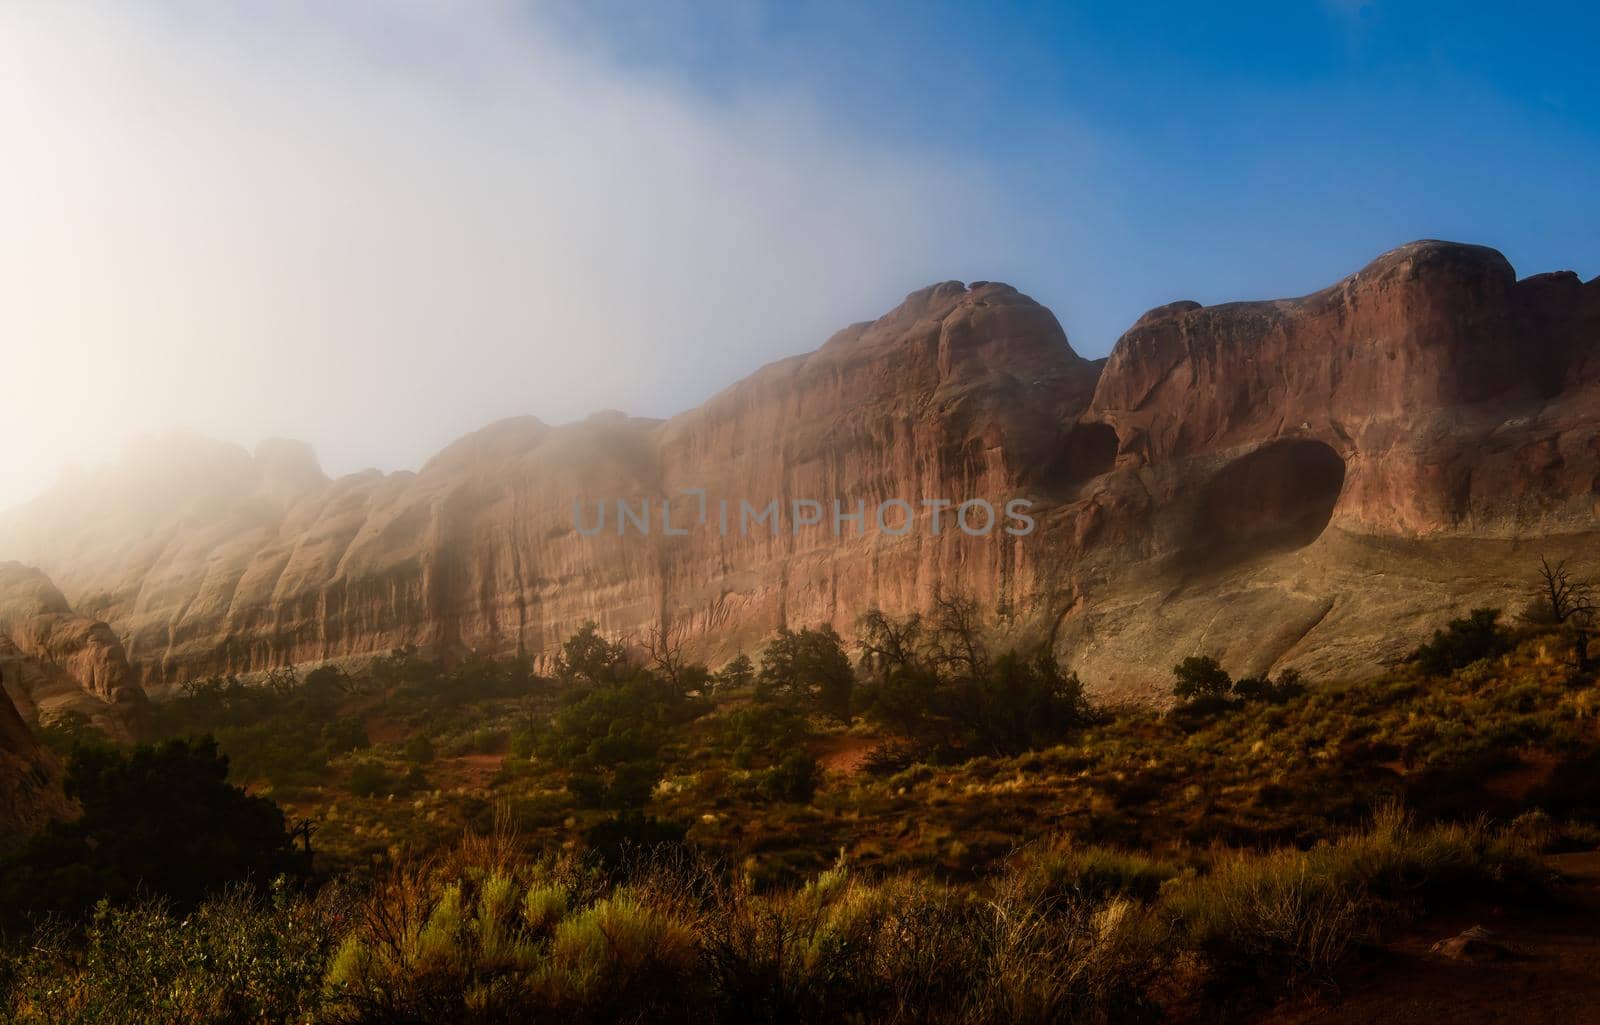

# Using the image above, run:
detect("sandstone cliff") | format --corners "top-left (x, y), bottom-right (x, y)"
top-left (0, 562), bottom-right (144, 734)
top-left (1, 242), bottom-right (1595, 698)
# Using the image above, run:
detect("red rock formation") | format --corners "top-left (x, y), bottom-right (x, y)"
top-left (1050, 241), bottom-right (1600, 690)
top-left (0, 562), bottom-right (144, 734)
top-left (0, 671), bottom-right (71, 849)
top-left (0, 243), bottom-right (1595, 697)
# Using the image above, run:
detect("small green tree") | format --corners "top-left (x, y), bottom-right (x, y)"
top-left (555, 622), bottom-right (629, 686)
top-left (712, 653), bottom-right (755, 691)
top-left (1172, 656), bottom-right (1232, 703)
top-left (757, 625), bottom-right (856, 722)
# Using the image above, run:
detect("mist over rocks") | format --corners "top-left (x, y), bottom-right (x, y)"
top-left (1, 241), bottom-right (1597, 700)
top-left (0, 562), bottom-right (142, 735)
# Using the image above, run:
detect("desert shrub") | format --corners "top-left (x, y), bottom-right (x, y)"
top-left (323, 838), bottom-right (699, 1024)
top-left (1409, 608), bottom-right (1512, 676)
top-left (442, 727), bottom-right (509, 757)
top-left (347, 761), bottom-right (401, 798)
top-left (322, 715), bottom-right (371, 755)
top-left (1165, 804), bottom-right (1547, 1002)
top-left (860, 738), bottom-right (923, 776)
top-left (508, 728), bottom-right (538, 760)
top-left (0, 737), bottom-right (309, 927)
top-left (755, 752), bottom-right (821, 804)
top-left (565, 760), bottom-right (661, 811)
top-left (404, 734), bottom-right (436, 764)
top-left (538, 650), bottom-right (706, 811)
top-left (702, 869), bottom-right (956, 1023)
top-left (3, 883), bottom-right (338, 1025)
top-left (951, 650), bottom-right (1098, 755)
top-left (304, 664), bottom-right (358, 694)
top-left (1168, 847), bottom-right (1365, 999)
top-left (856, 605), bottom-right (1097, 755)
top-left (211, 721), bottom-right (329, 790)
top-left (713, 704), bottom-right (813, 769)
top-left (1, 809), bottom-right (1557, 1025)
top-left (553, 622), bottom-right (631, 686)
top-left (1232, 668), bottom-right (1307, 704)
top-left (545, 891), bottom-right (702, 1010)
top-left (583, 814), bottom-right (690, 873)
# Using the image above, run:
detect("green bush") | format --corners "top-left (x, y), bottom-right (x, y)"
top-left (1409, 608), bottom-right (1512, 676)
top-left (0, 737), bottom-right (309, 927)
top-left (4, 884), bottom-right (338, 1025)
top-left (346, 761), bottom-right (399, 799)
top-left (1172, 656), bottom-right (1232, 703)
top-left (713, 704), bottom-right (813, 769)
top-left (403, 734), bottom-right (436, 764)
top-left (1232, 668), bottom-right (1307, 704)
top-left (854, 606), bottom-right (1097, 755)
top-left (322, 715), bottom-right (371, 755)
top-left (756, 752), bottom-right (822, 804)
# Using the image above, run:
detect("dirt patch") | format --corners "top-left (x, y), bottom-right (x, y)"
top-left (430, 753), bottom-right (506, 791)
top-left (364, 716), bottom-right (409, 745)
top-left (813, 735), bottom-right (881, 775)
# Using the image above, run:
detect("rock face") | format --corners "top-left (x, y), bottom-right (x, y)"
top-left (0, 672), bottom-right (71, 850)
top-left (0, 242), bottom-right (1596, 698)
top-left (0, 562), bottom-right (144, 734)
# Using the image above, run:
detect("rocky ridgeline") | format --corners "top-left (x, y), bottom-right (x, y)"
top-left (0, 241), bottom-right (1594, 703)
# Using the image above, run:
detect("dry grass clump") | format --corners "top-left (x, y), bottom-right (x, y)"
top-left (1164, 803), bottom-right (1550, 1002)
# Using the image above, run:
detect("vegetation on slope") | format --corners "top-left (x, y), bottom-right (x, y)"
top-left (5, 563), bottom-right (1600, 1022)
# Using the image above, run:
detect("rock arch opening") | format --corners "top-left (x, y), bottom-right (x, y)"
top-left (1062, 421), bottom-right (1119, 482)
top-left (1196, 440), bottom-right (1346, 557)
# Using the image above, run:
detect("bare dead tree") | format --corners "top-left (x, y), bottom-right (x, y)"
top-left (290, 816), bottom-right (318, 858)
top-left (929, 588), bottom-right (990, 680)
top-left (264, 665), bottom-right (299, 698)
top-left (646, 621), bottom-right (689, 689)
top-left (856, 607), bottom-right (924, 681)
top-left (1529, 556), bottom-right (1596, 673)
top-left (1530, 556), bottom-right (1596, 625)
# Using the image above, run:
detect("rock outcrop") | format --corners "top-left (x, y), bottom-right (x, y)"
top-left (0, 672), bottom-right (70, 850)
top-left (0, 242), bottom-right (1595, 698)
top-left (0, 563), bottom-right (145, 734)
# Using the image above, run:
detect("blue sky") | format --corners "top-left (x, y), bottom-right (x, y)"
top-left (548, 0), bottom-right (1600, 352)
top-left (1, 1), bottom-right (1596, 507)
